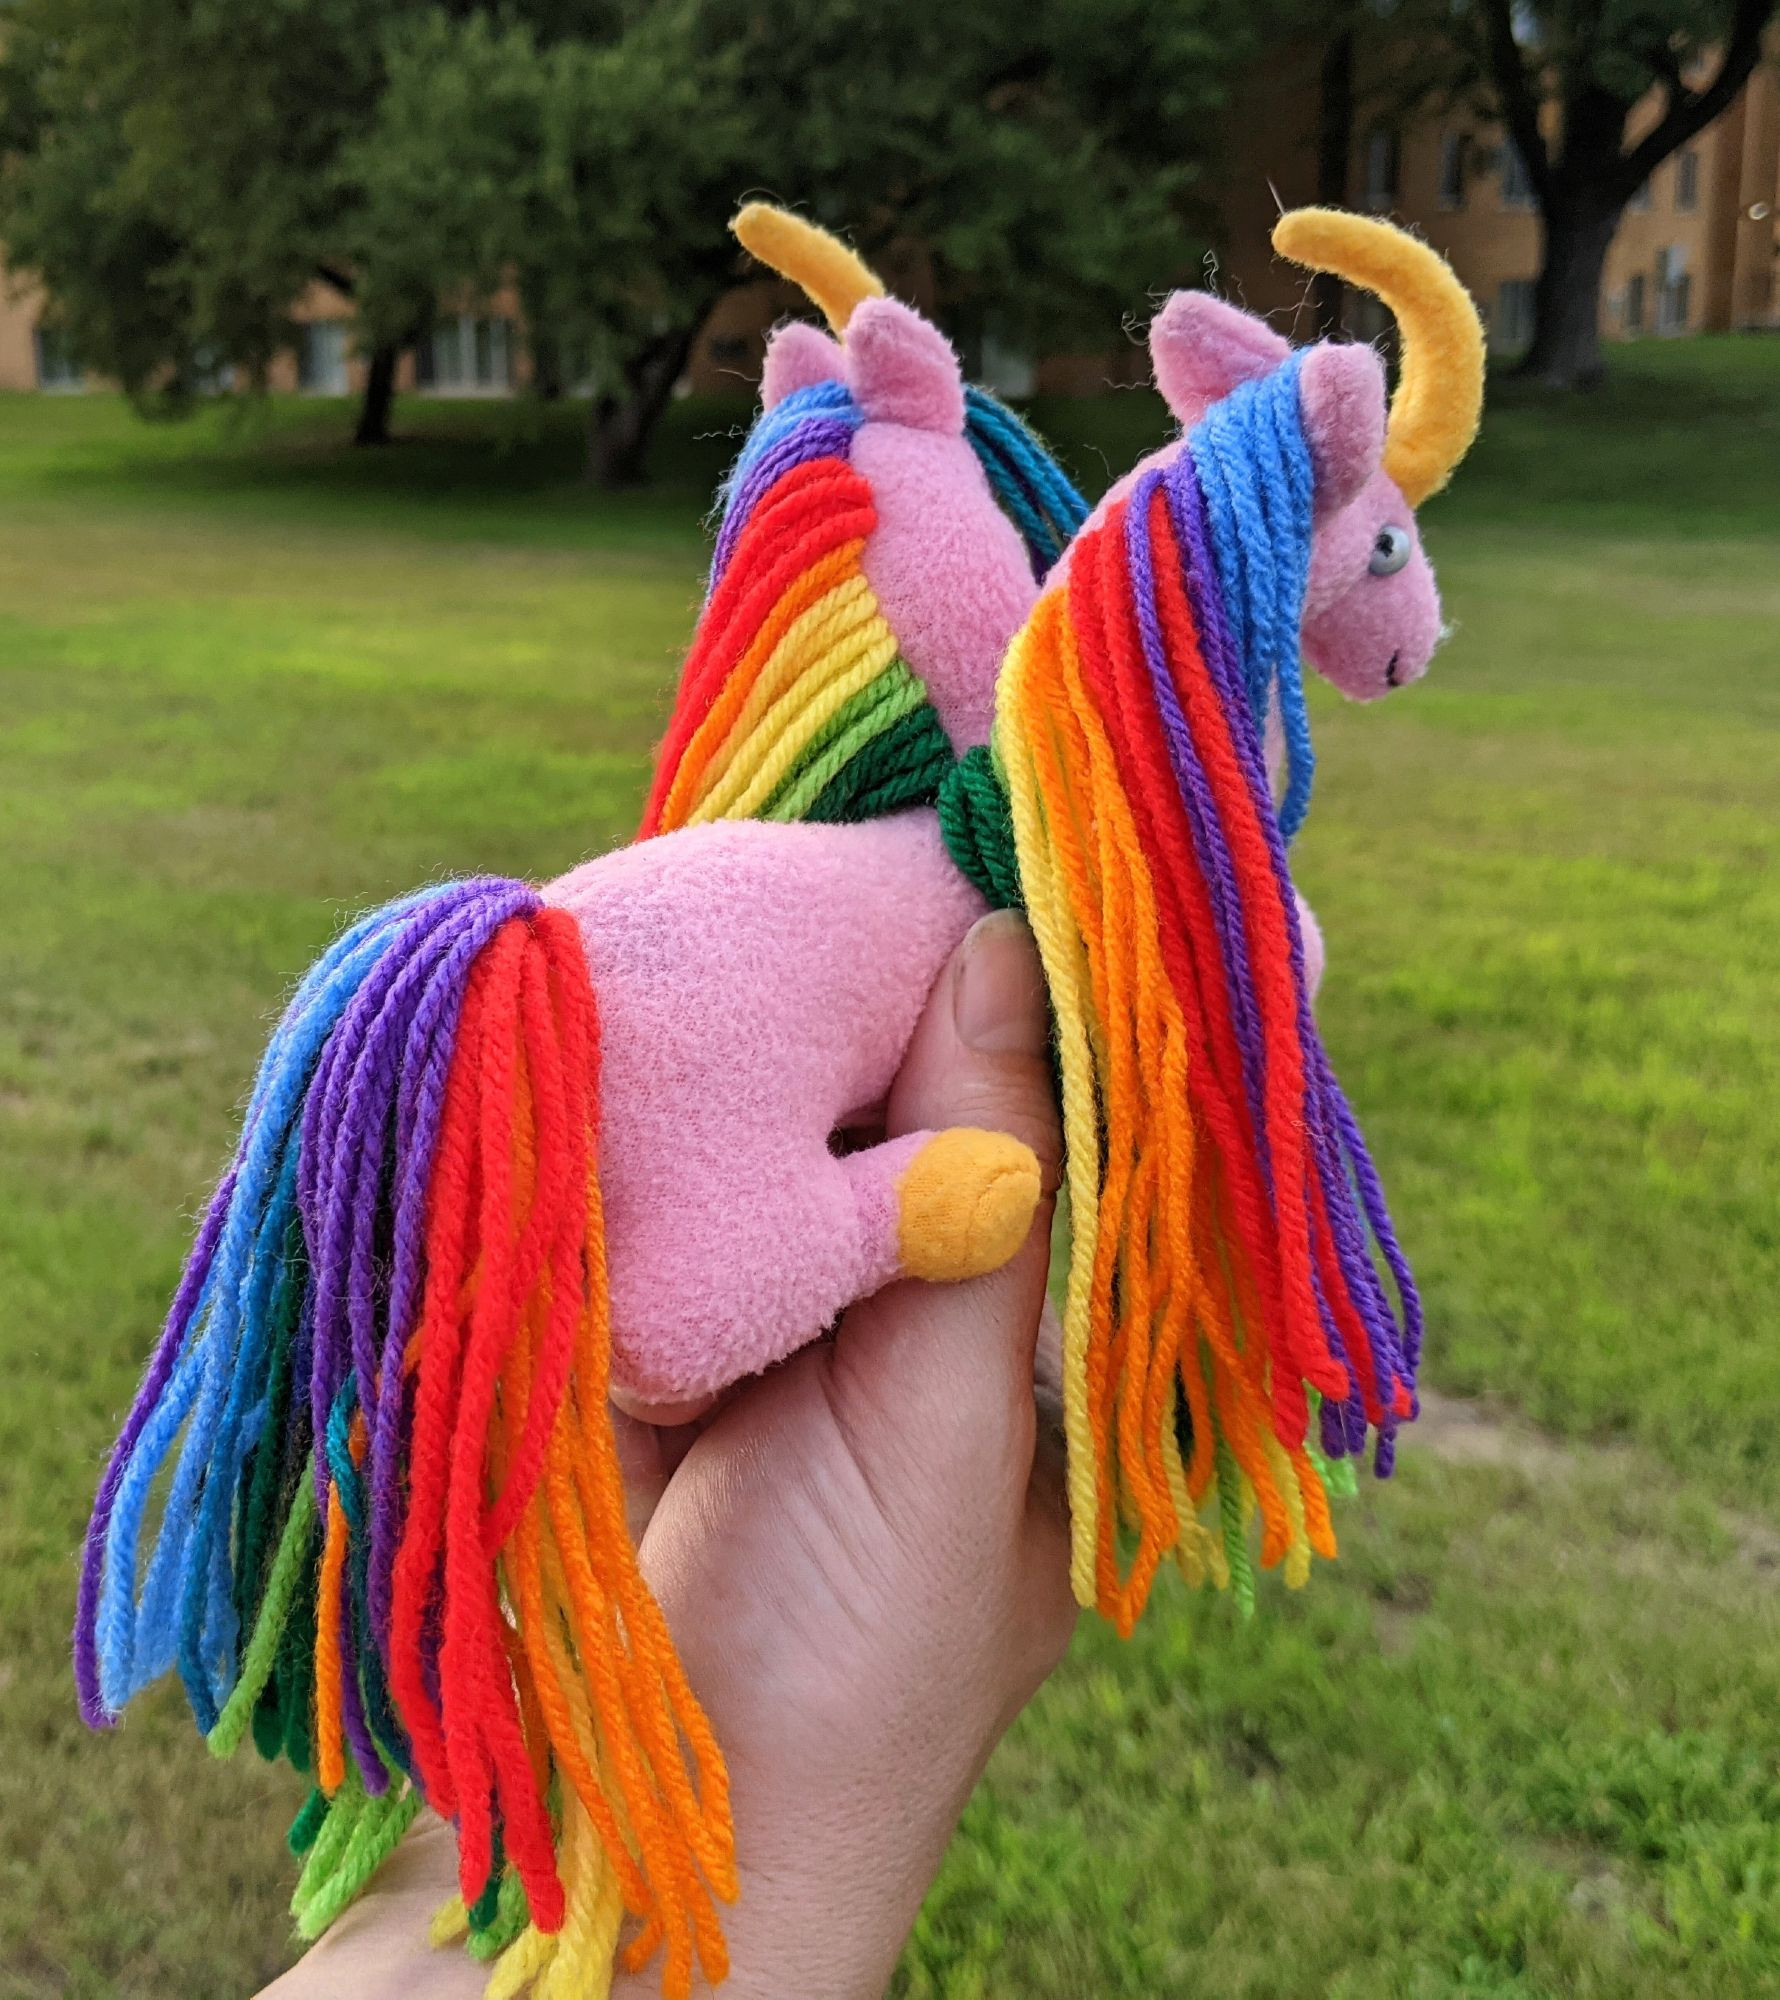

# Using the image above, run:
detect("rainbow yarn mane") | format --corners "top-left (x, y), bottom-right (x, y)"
top-left (991, 361), bottom-right (1419, 1627)
top-left (642, 377), bottom-right (1084, 837)
top-left (75, 881), bottom-right (736, 1994)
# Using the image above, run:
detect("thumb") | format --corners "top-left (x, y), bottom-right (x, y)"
top-left (834, 910), bottom-right (1060, 1416)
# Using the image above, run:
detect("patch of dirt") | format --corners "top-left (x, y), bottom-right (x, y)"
top-left (1412, 1386), bottom-right (1780, 1589)
top-left (1411, 1385), bottom-right (1627, 1482)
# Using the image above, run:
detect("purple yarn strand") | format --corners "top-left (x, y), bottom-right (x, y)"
top-left (710, 416), bottom-right (860, 588)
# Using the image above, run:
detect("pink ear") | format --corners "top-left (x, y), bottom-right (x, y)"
top-left (1297, 344), bottom-right (1387, 516)
top-left (844, 297), bottom-right (964, 433)
top-left (761, 320), bottom-right (845, 409)
top-left (1150, 292), bottom-right (1292, 426)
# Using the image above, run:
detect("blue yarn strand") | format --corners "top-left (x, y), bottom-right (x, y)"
top-left (1188, 353), bottom-right (1318, 842)
top-left (964, 387), bottom-right (1089, 577)
top-left (96, 902), bottom-right (418, 1718)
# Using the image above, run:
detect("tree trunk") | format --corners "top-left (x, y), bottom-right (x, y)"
top-left (354, 342), bottom-right (400, 445)
top-left (530, 333), bottom-right (564, 403)
top-left (1519, 196), bottom-right (1620, 388)
top-left (586, 325), bottom-right (698, 488)
top-left (1311, 31), bottom-right (1354, 339)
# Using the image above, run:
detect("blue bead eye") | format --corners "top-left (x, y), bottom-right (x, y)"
top-left (1369, 524), bottom-right (1412, 576)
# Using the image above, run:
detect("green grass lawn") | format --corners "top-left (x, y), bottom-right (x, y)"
top-left (3, 337), bottom-right (1778, 1999)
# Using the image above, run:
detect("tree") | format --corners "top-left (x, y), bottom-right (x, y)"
top-left (348, 0), bottom-right (1262, 483)
top-left (1463, 0), bottom-right (1777, 386)
top-left (1, 0), bottom-right (1262, 475)
top-left (0, 0), bottom-right (446, 441)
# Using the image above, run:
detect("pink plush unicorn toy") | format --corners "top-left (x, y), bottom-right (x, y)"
top-left (75, 203), bottom-right (1484, 1998)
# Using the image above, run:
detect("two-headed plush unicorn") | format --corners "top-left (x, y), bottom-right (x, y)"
top-left (75, 203), bottom-right (1484, 1998)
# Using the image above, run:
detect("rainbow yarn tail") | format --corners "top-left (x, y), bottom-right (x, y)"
top-left (73, 880), bottom-right (735, 1999)
top-left (994, 450), bottom-right (1422, 1630)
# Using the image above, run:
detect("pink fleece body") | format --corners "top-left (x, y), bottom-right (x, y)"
top-left (856, 425), bottom-right (1036, 752)
top-left (547, 816), bottom-right (985, 1400)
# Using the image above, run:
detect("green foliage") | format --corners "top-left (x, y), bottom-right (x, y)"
top-left (0, 0), bottom-right (1257, 459)
top-left (0, 0), bottom-right (409, 403)
top-left (348, 0), bottom-right (1255, 467)
top-left (1467, 0), bottom-right (1765, 104)
top-left (2, 338), bottom-right (1778, 1994)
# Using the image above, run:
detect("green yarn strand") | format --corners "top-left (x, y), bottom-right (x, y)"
top-left (467, 1864), bottom-right (532, 1961)
top-left (765, 666), bottom-right (927, 821)
top-left (288, 1784), bottom-right (331, 1858)
top-left (1213, 1427), bottom-right (1257, 1618)
top-left (937, 745), bottom-right (1023, 909)
top-left (805, 705), bottom-right (955, 825)
top-left (292, 1781), bottom-right (422, 1940)
top-left (210, 1475), bottom-right (319, 1759)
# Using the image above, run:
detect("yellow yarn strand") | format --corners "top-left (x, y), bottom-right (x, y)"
top-left (997, 604), bottom-right (1101, 1604)
top-left (690, 623), bottom-right (900, 825)
top-left (679, 570), bottom-right (879, 812)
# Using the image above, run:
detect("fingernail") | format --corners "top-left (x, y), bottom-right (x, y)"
top-left (954, 911), bottom-right (1049, 1055)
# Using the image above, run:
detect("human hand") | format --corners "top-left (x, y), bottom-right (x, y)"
top-left (611, 906), bottom-right (1074, 1998)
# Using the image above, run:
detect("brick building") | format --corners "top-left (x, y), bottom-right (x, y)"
top-left (1215, 35), bottom-right (1780, 352)
top-left (2, 40), bottom-right (1774, 397)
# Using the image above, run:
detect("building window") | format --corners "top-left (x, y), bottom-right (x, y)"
top-left (297, 322), bottom-right (350, 395)
top-left (1627, 177), bottom-right (1653, 212)
top-left (1674, 148), bottom-right (1700, 212)
top-left (415, 315), bottom-right (514, 395)
top-left (1438, 131), bottom-right (1468, 210)
top-left (1500, 142), bottom-right (1536, 211)
top-left (1362, 126), bottom-right (1401, 211)
top-left (34, 325), bottom-right (83, 391)
top-left (1623, 271), bottom-right (1646, 333)
top-left (1493, 278), bottom-right (1537, 353)
top-left (1655, 246), bottom-right (1691, 333)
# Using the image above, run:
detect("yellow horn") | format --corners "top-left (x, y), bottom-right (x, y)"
top-left (731, 202), bottom-right (885, 335)
top-left (1272, 207), bottom-right (1485, 506)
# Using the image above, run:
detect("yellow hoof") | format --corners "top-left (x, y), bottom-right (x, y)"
top-left (897, 1128), bottom-right (1042, 1283)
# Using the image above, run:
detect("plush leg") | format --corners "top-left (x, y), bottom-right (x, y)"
top-left (841, 1127), bottom-right (1042, 1287)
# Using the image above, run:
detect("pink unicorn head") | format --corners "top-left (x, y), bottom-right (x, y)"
top-left (1085, 209), bottom-right (1485, 711)
top-left (1153, 294), bottom-right (1444, 700)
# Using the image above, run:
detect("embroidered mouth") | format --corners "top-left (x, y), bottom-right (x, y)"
top-left (1385, 650), bottom-right (1403, 688)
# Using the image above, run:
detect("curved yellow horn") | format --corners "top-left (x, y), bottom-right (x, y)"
top-left (1272, 207), bottom-right (1484, 505)
top-left (731, 202), bottom-right (885, 335)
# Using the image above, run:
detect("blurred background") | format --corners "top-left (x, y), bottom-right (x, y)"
top-left (2, 1), bottom-right (1777, 1995)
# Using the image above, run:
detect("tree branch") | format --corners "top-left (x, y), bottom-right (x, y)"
top-left (1479, 0), bottom-right (1556, 204)
top-left (315, 262), bottom-right (356, 300)
top-left (1616, 0), bottom-right (1776, 196)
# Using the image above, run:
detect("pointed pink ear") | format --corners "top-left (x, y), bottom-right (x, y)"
top-left (1297, 343), bottom-right (1387, 516)
top-left (844, 297), bottom-right (964, 433)
top-left (1150, 292), bottom-right (1293, 426)
top-left (756, 318), bottom-right (848, 408)
top-left (760, 319), bottom-right (845, 409)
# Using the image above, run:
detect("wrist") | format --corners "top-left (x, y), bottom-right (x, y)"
top-left (611, 1740), bottom-right (985, 2000)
